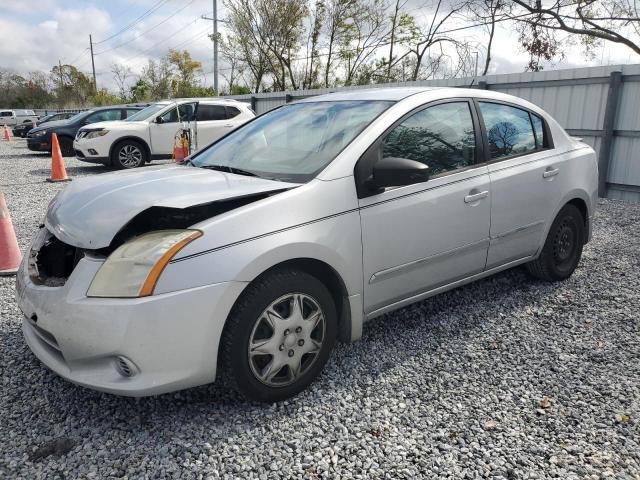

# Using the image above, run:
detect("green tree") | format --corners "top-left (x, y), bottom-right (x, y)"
top-left (167, 49), bottom-right (203, 97)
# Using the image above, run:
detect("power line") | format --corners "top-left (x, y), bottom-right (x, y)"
top-left (121, 18), bottom-right (205, 64)
top-left (95, 0), bottom-right (198, 55)
top-left (94, 0), bottom-right (172, 45)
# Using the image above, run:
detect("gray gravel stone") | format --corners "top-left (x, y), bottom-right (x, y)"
top-left (1, 138), bottom-right (639, 478)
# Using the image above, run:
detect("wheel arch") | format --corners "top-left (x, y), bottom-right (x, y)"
top-left (566, 197), bottom-right (589, 240)
top-left (109, 136), bottom-right (151, 165)
top-left (231, 257), bottom-right (360, 345)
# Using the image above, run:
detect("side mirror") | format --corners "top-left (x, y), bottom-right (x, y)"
top-left (155, 116), bottom-right (164, 124)
top-left (368, 157), bottom-right (430, 189)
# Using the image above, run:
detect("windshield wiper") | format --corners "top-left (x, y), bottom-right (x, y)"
top-left (199, 164), bottom-right (259, 177)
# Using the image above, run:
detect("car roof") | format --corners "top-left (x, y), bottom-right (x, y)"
top-left (155, 98), bottom-right (244, 106)
top-left (92, 103), bottom-right (149, 111)
top-left (296, 87), bottom-right (441, 102)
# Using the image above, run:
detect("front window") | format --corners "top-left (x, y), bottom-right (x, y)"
top-left (191, 100), bottom-right (393, 183)
top-left (382, 102), bottom-right (476, 176)
top-left (125, 103), bottom-right (166, 122)
top-left (158, 104), bottom-right (196, 123)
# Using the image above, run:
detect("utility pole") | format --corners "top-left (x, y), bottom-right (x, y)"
top-left (202, 0), bottom-right (219, 93)
top-left (473, 51), bottom-right (479, 77)
top-left (89, 34), bottom-right (97, 92)
top-left (58, 60), bottom-right (63, 87)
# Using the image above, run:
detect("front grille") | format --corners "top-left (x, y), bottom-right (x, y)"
top-left (29, 231), bottom-right (84, 287)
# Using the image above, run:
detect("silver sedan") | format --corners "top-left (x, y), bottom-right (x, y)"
top-left (17, 87), bottom-right (598, 402)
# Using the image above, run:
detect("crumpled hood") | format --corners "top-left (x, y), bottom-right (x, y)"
top-left (45, 166), bottom-right (295, 249)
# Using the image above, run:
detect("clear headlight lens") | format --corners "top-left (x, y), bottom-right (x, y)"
top-left (85, 129), bottom-right (109, 139)
top-left (87, 230), bottom-right (202, 298)
top-left (31, 129), bottom-right (47, 137)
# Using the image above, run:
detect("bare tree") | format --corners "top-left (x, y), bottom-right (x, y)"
top-left (405, 0), bottom-right (469, 81)
top-left (339, 0), bottom-right (392, 85)
top-left (302, 1), bottom-right (325, 89)
top-left (111, 64), bottom-right (132, 101)
top-left (467, 0), bottom-right (505, 75)
top-left (224, 0), bottom-right (308, 90)
top-left (510, 0), bottom-right (640, 56)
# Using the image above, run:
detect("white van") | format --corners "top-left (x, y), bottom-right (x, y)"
top-left (1, 109), bottom-right (38, 127)
top-left (73, 98), bottom-right (255, 169)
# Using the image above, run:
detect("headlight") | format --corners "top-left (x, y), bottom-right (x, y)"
top-left (87, 230), bottom-right (202, 298)
top-left (31, 129), bottom-right (47, 137)
top-left (84, 129), bottom-right (109, 139)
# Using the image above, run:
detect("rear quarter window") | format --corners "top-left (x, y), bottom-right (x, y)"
top-left (226, 106), bottom-right (241, 118)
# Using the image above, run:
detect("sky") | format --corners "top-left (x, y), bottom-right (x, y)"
top-left (0, 0), bottom-right (637, 91)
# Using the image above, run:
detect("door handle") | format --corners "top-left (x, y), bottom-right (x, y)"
top-left (543, 167), bottom-right (559, 178)
top-left (464, 190), bottom-right (489, 203)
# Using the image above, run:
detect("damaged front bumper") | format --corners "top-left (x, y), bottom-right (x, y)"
top-left (16, 231), bottom-right (247, 397)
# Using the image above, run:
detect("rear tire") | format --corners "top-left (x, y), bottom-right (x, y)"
top-left (59, 137), bottom-right (74, 157)
top-left (526, 204), bottom-right (585, 281)
top-left (220, 268), bottom-right (337, 402)
top-left (111, 140), bottom-right (147, 169)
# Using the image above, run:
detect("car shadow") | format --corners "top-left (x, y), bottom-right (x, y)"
top-left (4, 264), bottom-right (570, 454)
top-left (27, 164), bottom-right (111, 177)
top-left (1, 152), bottom-right (50, 160)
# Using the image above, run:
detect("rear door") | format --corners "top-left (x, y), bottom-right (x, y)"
top-left (195, 104), bottom-right (233, 149)
top-left (477, 101), bottom-right (564, 268)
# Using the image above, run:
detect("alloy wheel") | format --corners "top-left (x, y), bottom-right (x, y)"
top-left (118, 144), bottom-right (142, 168)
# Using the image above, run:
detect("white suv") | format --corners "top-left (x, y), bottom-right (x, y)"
top-left (1, 109), bottom-right (38, 127)
top-left (73, 99), bottom-right (255, 169)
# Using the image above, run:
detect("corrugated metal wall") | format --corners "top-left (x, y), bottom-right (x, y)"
top-left (228, 64), bottom-right (640, 202)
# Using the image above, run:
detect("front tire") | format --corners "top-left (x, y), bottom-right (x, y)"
top-left (220, 268), bottom-right (337, 402)
top-left (526, 204), bottom-right (585, 281)
top-left (59, 137), bottom-right (74, 157)
top-left (111, 140), bottom-right (147, 169)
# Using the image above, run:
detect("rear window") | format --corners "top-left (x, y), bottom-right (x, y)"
top-left (0, 111), bottom-right (12, 117)
top-left (479, 102), bottom-right (536, 159)
top-left (197, 104), bottom-right (227, 121)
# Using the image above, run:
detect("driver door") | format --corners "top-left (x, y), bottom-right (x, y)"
top-left (358, 100), bottom-right (492, 315)
top-left (149, 103), bottom-right (198, 156)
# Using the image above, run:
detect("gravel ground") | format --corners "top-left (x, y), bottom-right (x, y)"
top-left (1, 138), bottom-right (639, 479)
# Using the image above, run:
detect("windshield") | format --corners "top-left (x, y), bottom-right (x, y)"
top-left (191, 100), bottom-right (392, 182)
top-left (126, 103), bottom-right (167, 122)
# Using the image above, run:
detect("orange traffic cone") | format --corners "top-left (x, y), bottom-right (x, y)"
top-left (0, 193), bottom-right (22, 276)
top-left (47, 133), bottom-right (71, 183)
top-left (2, 125), bottom-right (11, 142)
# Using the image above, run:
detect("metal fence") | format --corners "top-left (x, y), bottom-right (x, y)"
top-left (227, 64), bottom-right (640, 202)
